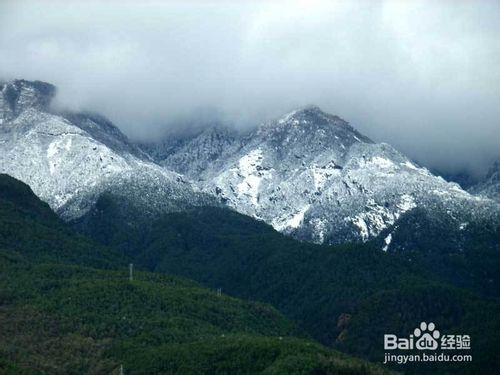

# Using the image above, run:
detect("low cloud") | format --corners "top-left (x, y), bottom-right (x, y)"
top-left (1, 0), bottom-right (499, 176)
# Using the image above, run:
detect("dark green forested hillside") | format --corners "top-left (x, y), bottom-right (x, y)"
top-left (0, 174), bottom-right (126, 269)
top-left (74, 197), bottom-right (500, 374)
top-left (374, 207), bottom-right (500, 297)
top-left (2, 258), bottom-right (390, 374)
top-left (0, 174), bottom-right (389, 374)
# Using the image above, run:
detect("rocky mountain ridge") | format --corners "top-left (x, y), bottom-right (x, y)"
top-left (141, 106), bottom-right (499, 246)
top-left (1, 79), bottom-right (498, 249)
top-left (0, 79), bottom-right (214, 221)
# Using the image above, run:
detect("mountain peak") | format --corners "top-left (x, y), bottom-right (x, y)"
top-left (1, 79), bottom-right (56, 121)
top-left (276, 105), bottom-right (344, 125)
top-left (260, 106), bottom-right (372, 145)
top-left (293, 104), bottom-right (323, 114)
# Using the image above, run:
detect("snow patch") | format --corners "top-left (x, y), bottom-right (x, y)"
top-left (397, 194), bottom-right (417, 212)
top-left (369, 156), bottom-right (396, 169)
top-left (382, 233), bottom-right (392, 252)
top-left (311, 161), bottom-right (340, 190)
top-left (311, 218), bottom-right (327, 243)
top-left (348, 195), bottom-right (416, 241)
top-left (235, 149), bottom-right (270, 206)
top-left (352, 216), bottom-right (369, 241)
top-left (47, 141), bottom-right (58, 158)
top-left (401, 161), bottom-right (419, 170)
top-left (278, 110), bottom-right (299, 124)
top-left (288, 205), bottom-right (310, 229)
top-left (272, 204), bottom-right (310, 231)
top-left (47, 137), bottom-right (73, 174)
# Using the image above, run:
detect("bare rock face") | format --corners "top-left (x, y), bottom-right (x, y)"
top-left (335, 313), bottom-right (352, 343)
top-left (0, 80), bottom-right (55, 121)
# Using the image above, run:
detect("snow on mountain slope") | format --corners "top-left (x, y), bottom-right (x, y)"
top-left (141, 125), bottom-right (246, 179)
top-left (3, 79), bottom-right (496, 248)
top-left (0, 80), bottom-right (213, 220)
top-left (142, 106), bottom-right (499, 246)
top-left (469, 160), bottom-right (500, 202)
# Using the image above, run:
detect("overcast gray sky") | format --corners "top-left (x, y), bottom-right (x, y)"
top-left (1, 0), bottom-right (499, 176)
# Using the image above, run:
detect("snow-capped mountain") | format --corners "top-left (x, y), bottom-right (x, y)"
top-left (0, 79), bottom-right (213, 220)
top-left (141, 106), bottom-right (499, 246)
top-left (469, 160), bottom-right (500, 202)
top-left (2, 79), bottom-right (497, 249)
top-left (143, 125), bottom-right (246, 178)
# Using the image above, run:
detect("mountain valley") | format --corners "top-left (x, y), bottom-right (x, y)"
top-left (1, 79), bottom-right (499, 374)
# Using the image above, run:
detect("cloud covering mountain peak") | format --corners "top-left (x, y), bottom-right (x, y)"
top-left (1, 0), bottom-right (499, 176)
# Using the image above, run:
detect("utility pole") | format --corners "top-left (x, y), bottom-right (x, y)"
top-left (119, 364), bottom-right (124, 375)
top-left (129, 263), bottom-right (133, 282)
